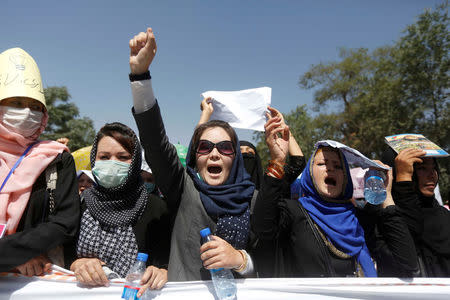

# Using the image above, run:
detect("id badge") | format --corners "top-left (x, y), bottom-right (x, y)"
top-left (0, 223), bottom-right (7, 238)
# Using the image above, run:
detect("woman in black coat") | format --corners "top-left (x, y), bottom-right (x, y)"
top-left (383, 147), bottom-right (450, 277)
top-left (252, 114), bottom-right (418, 277)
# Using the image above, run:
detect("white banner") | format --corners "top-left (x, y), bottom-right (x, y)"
top-left (201, 87), bottom-right (271, 132)
top-left (1, 270), bottom-right (450, 300)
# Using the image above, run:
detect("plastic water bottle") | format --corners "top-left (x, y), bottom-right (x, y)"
top-left (200, 228), bottom-right (237, 300)
top-left (364, 170), bottom-right (387, 205)
top-left (122, 252), bottom-right (148, 300)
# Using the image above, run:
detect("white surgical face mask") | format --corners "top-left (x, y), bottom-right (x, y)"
top-left (92, 160), bottom-right (130, 188)
top-left (0, 106), bottom-right (43, 137)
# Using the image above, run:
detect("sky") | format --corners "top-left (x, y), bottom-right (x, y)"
top-left (1, 0), bottom-right (443, 147)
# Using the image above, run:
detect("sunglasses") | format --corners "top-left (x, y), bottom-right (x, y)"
top-left (196, 140), bottom-right (235, 156)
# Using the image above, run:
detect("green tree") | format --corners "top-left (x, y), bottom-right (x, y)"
top-left (41, 86), bottom-right (95, 151)
top-left (395, 3), bottom-right (449, 201)
top-left (297, 3), bottom-right (449, 159)
top-left (298, 46), bottom-right (422, 158)
top-left (396, 2), bottom-right (449, 150)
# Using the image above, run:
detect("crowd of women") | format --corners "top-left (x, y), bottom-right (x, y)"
top-left (0, 27), bottom-right (448, 297)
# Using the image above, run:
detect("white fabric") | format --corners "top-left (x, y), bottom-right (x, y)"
top-left (350, 167), bottom-right (365, 199)
top-left (315, 140), bottom-right (390, 170)
top-left (201, 87), bottom-right (271, 131)
top-left (0, 106), bottom-right (43, 137)
top-left (131, 79), bottom-right (156, 114)
top-left (141, 149), bottom-right (152, 173)
top-left (435, 184), bottom-right (443, 206)
top-left (76, 170), bottom-right (95, 182)
top-left (1, 269), bottom-right (450, 300)
top-left (236, 250), bottom-right (254, 277)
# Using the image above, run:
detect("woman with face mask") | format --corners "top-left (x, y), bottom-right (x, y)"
top-left (253, 117), bottom-right (419, 277)
top-left (382, 148), bottom-right (450, 277)
top-left (0, 48), bottom-right (79, 275)
top-left (71, 123), bottom-right (171, 295)
top-left (129, 28), bottom-right (259, 281)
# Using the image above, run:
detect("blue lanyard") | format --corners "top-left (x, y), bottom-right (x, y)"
top-left (0, 142), bottom-right (39, 193)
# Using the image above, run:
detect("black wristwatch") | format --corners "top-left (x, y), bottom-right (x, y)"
top-left (129, 71), bottom-right (151, 82)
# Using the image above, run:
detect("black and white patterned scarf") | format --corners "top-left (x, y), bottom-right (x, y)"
top-left (77, 128), bottom-right (148, 277)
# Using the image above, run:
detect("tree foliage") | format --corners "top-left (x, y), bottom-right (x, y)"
top-left (40, 86), bottom-right (96, 151)
top-left (396, 2), bottom-right (450, 150)
top-left (255, 2), bottom-right (449, 201)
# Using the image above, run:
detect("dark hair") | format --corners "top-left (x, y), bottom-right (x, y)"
top-left (381, 147), bottom-right (440, 195)
top-left (413, 157), bottom-right (440, 186)
top-left (97, 122), bottom-right (136, 155)
top-left (189, 120), bottom-right (237, 166)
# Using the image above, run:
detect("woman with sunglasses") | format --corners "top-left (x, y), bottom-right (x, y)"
top-left (198, 97), bottom-right (305, 197)
top-left (129, 28), bottom-right (257, 281)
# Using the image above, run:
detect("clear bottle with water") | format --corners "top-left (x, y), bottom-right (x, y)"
top-left (200, 228), bottom-right (237, 300)
top-left (364, 170), bottom-right (387, 205)
top-left (122, 252), bottom-right (148, 300)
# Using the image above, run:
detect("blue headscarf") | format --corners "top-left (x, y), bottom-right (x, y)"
top-left (185, 123), bottom-right (255, 248)
top-left (299, 146), bottom-right (377, 277)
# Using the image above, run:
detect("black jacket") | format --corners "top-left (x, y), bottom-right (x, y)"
top-left (392, 181), bottom-right (450, 277)
top-left (252, 174), bottom-right (419, 277)
top-left (0, 152), bottom-right (80, 271)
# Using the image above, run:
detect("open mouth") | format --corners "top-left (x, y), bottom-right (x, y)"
top-left (425, 183), bottom-right (436, 189)
top-left (208, 166), bottom-right (222, 174)
top-left (324, 177), bottom-right (336, 186)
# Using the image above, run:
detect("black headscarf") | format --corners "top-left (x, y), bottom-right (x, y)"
top-left (239, 140), bottom-right (263, 190)
top-left (381, 148), bottom-right (450, 257)
top-left (185, 127), bottom-right (255, 249)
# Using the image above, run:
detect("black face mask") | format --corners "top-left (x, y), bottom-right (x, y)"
top-left (242, 152), bottom-right (263, 190)
top-left (242, 153), bottom-right (257, 174)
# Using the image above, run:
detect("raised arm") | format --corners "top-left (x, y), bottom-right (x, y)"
top-left (266, 107), bottom-right (303, 157)
top-left (252, 110), bottom-right (290, 239)
top-left (197, 97), bottom-right (213, 126)
top-left (392, 148), bottom-right (427, 238)
top-left (129, 28), bottom-right (185, 211)
top-left (266, 107), bottom-right (305, 197)
top-left (129, 28), bottom-right (157, 76)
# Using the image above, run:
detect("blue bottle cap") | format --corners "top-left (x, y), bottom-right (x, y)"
top-left (200, 227), bottom-right (211, 238)
top-left (137, 252), bottom-right (148, 262)
top-left (367, 175), bottom-right (383, 182)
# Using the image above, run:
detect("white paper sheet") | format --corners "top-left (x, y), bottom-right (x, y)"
top-left (315, 140), bottom-right (390, 170)
top-left (201, 87), bottom-right (271, 131)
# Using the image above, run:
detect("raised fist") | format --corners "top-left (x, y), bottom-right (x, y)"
top-left (129, 27), bottom-right (157, 75)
